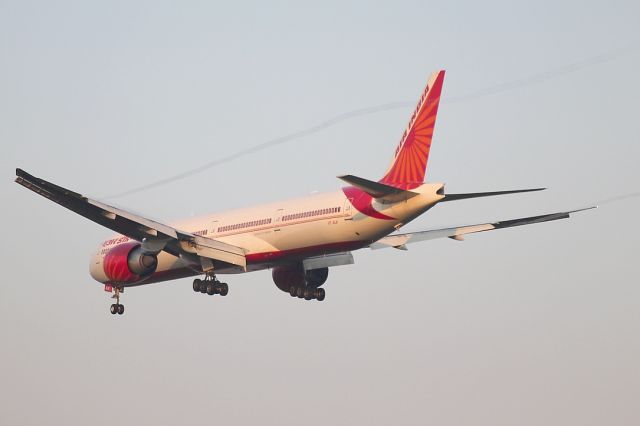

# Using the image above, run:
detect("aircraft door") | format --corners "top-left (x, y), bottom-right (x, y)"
top-left (273, 208), bottom-right (285, 232)
top-left (343, 198), bottom-right (353, 219)
top-left (210, 220), bottom-right (219, 236)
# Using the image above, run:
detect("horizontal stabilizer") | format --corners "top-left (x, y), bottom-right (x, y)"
top-left (442, 188), bottom-right (545, 202)
top-left (338, 174), bottom-right (419, 203)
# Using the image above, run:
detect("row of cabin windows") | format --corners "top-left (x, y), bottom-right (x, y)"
top-left (283, 206), bottom-right (341, 222)
top-left (218, 218), bottom-right (272, 233)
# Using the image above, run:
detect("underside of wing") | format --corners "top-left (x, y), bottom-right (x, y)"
top-left (370, 207), bottom-right (596, 250)
top-left (15, 168), bottom-right (246, 270)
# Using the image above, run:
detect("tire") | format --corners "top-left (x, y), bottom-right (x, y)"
top-left (296, 287), bottom-right (304, 298)
top-left (117, 304), bottom-right (125, 315)
top-left (289, 286), bottom-right (297, 297)
top-left (200, 283), bottom-right (208, 293)
top-left (315, 288), bottom-right (325, 301)
top-left (206, 283), bottom-right (215, 295)
top-left (193, 279), bottom-right (202, 292)
top-left (110, 304), bottom-right (117, 315)
top-left (303, 289), bottom-right (312, 300)
top-left (219, 283), bottom-right (229, 296)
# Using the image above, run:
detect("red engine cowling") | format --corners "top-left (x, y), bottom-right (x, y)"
top-left (103, 242), bottom-right (158, 284)
top-left (272, 264), bottom-right (328, 293)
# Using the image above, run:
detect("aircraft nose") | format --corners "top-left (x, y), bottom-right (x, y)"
top-left (89, 250), bottom-right (108, 283)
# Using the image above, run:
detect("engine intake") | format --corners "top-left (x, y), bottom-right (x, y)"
top-left (103, 242), bottom-right (158, 284)
top-left (128, 246), bottom-right (158, 275)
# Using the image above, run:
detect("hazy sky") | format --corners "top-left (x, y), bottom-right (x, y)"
top-left (2, 1), bottom-right (639, 425)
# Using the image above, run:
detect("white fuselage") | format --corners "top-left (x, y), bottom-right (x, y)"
top-left (90, 183), bottom-right (444, 286)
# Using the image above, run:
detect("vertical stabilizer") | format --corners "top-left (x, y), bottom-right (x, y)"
top-left (379, 70), bottom-right (445, 189)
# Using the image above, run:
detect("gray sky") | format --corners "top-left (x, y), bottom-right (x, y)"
top-left (2, 1), bottom-right (639, 425)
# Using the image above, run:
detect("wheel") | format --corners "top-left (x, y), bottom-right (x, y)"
top-left (289, 286), bottom-right (297, 297)
top-left (303, 288), bottom-right (312, 300)
top-left (110, 304), bottom-right (117, 314)
top-left (296, 287), bottom-right (304, 298)
top-left (206, 282), bottom-right (215, 295)
top-left (219, 283), bottom-right (229, 296)
top-left (315, 288), bottom-right (325, 301)
top-left (200, 282), bottom-right (208, 293)
top-left (117, 304), bottom-right (125, 315)
top-left (193, 279), bottom-right (202, 292)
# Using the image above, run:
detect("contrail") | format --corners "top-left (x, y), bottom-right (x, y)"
top-left (104, 102), bottom-right (412, 199)
top-left (593, 192), bottom-right (640, 206)
top-left (104, 46), bottom-right (636, 199)
top-left (445, 46), bottom-right (635, 102)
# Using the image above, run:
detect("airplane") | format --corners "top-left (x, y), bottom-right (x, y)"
top-left (15, 70), bottom-right (594, 315)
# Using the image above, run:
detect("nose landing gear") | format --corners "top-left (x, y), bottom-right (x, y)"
top-left (109, 287), bottom-right (125, 315)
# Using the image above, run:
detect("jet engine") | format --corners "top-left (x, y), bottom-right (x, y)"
top-left (103, 242), bottom-right (158, 284)
top-left (305, 267), bottom-right (329, 288)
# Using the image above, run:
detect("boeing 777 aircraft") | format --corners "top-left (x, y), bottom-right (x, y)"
top-left (15, 70), bottom-right (593, 315)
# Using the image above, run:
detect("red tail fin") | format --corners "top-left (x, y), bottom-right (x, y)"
top-left (379, 70), bottom-right (445, 189)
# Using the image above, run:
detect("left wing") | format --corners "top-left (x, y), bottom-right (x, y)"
top-left (370, 207), bottom-right (596, 250)
top-left (15, 168), bottom-right (246, 270)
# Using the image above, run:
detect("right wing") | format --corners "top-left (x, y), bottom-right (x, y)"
top-left (370, 207), bottom-right (595, 250)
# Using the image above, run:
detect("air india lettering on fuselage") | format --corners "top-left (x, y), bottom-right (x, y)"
top-left (102, 236), bottom-right (129, 247)
top-left (99, 230), bottom-right (208, 255)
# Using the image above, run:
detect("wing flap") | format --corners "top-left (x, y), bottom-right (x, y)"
top-left (186, 235), bottom-right (247, 269)
top-left (302, 252), bottom-right (354, 270)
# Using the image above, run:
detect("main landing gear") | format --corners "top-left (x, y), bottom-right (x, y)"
top-left (109, 287), bottom-right (125, 315)
top-left (289, 286), bottom-right (325, 301)
top-left (192, 273), bottom-right (229, 297)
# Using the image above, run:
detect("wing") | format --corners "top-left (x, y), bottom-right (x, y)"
top-left (370, 207), bottom-right (595, 250)
top-left (15, 169), bottom-right (246, 270)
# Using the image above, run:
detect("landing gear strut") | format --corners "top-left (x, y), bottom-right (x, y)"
top-left (109, 287), bottom-right (125, 315)
top-left (192, 273), bottom-right (228, 297)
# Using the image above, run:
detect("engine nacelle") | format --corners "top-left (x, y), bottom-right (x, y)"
top-left (103, 242), bottom-right (158, 284)
top-left (272, 264), bottom-right (328, 293)
top-left (305, 267), bottom-right (329, 288)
